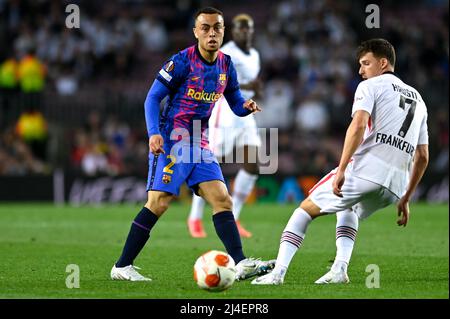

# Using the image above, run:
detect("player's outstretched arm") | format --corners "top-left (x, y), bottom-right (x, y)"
top-left (397, 144), bottom-right (429, 227)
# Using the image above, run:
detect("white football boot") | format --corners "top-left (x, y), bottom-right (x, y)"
top-left (110, 265), bottom-right (152, 281)
top-left (235, 258), bottom-right (276, 281)
top-left (314, 269), bottom-right (349, 284)
top-left (251, 272), bottom-right (284, 285)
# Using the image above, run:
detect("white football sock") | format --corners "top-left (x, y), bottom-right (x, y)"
top-left (189, 194), bottom-right (205, 220)
top-left (232, 169), bottom-right (258, 220)
top-left (332, 209), bottom-right (359, 273)
top-left (273, 208), bottom-right (312, 277)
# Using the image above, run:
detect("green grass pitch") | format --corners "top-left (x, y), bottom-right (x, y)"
top-left (0, 202), bottom-right (447, 299)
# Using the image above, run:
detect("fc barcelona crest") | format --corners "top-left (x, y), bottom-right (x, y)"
top-left (219, 73), bottom-right (227, 86)
top-left (162, 174), bottom-right (172, 184)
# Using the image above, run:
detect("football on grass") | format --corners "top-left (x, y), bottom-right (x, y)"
top-left (193, 250), bottom-right (236, 291)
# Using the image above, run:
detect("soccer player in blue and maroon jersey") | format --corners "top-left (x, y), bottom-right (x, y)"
top-left (111, 7), bottom-right (275, 282)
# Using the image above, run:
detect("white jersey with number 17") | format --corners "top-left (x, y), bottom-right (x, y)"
top-left (350, 72), bottom-right (429, 198)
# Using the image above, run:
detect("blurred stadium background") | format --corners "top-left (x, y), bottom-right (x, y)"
top-left (0, 0), bottom-right (448, 301)
top-left (0, 0), bottom-right (448, 204)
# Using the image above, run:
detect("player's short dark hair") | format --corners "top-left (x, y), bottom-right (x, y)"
top-left (194, 7), bottom-right (224, 22)
top-left (357, 38), bottom-right (396, 67)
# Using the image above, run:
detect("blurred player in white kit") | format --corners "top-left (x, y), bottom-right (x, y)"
top-left (187, 13), bottom-right (263, 238)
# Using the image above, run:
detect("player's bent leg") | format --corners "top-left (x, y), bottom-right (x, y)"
top-left (314, 210), bottom-right (355, 285)
top-left (315, 209), bottom-right (358, 284)
top-left (144, 190), bottom-right (174, 217)
top-left (189, 193), bottom-right (206, 220)
top-left (188, 194), bottom-right (207, 238)
top-left (240, 144), bottom-right (259, 177)
top-left (299, 197), bottom-right (324, 219)
top-left (316, 189), bottom-right (398, 285)
top-left (198, 181), bottom-right (244, 266)
top-left (198, 180), bottom-right (275, 280)
top-left (253, 198), bottom-right (324, 285)
top-left (198, 180), bottom-right (233, 213)
top-left (233, 147), bottom-right (259, 238)
top-left (111, 191), bottom-right (174, 281)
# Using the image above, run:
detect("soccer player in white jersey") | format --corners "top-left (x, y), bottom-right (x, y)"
top-left (252, 38), bottom-right (429, 285)
top-left (187, 14), bottom-right (263, 238)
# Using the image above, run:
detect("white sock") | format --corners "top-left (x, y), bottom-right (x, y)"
top-left (332, 209), bottom-right (359, 273)
top-left (189, 194), bottom-right (205, 220)
top-left (232, 169), bottom-right (258, 220)
top-left (273, 208), bottom-right (312, 277)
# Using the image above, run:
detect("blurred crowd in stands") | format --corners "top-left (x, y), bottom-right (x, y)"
top-left (0, 0), bottom-right (448, 183)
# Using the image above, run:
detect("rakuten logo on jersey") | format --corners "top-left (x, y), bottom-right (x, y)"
top-left (187, 89), bottom-right (222, 103)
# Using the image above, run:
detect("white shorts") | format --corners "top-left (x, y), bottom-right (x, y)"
top-left (208, 97), bottom-right (262, 157)
top-left (308, 163), bottom-right (399, 220)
